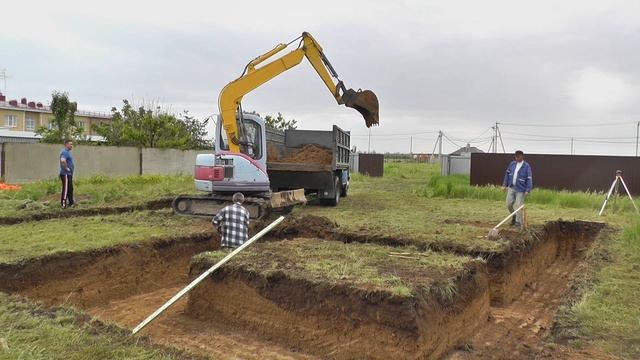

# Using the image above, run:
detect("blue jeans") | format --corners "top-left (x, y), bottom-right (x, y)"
top-left (506, 187), bottom-right (525, 226)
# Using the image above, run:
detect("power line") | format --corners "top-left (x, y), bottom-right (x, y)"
top-left (499, 121), bottom-right (637, 128)
top-left (467, 127), bottom-right (493, 143)
top-left (351, 130), bottom-right (439, 137)
top-left (442, 133), bottom-right (463, 148)
top-left (501, 130), bottom-right (637, 140)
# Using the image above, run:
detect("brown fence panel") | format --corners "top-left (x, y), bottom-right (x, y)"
top-left (359, 154), bottom-right (384, 177)
top-left (470, 153), bottom-right (640, 195)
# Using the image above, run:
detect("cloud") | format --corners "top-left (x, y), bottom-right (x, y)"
top-left (2, 0), bottom-right (640, 155)
top-left (569, 67), bottom-right (636, 109)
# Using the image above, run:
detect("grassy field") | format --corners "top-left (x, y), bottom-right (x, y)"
top-left (296, 162), bottom-right (638, 357)
top-left (297, 163), bottom-right (614, 253)
top-left (566, 220), bottom-right (640, 357)
top-left (0, 175), bottom-right (195, 218)
top-left (0, 163), bottom-right (638, 357)
top-left (0, 210), bottom-right (210, 265)
top-left (195, 238), bottom-right (475, 298)
top-left (0, 293), bottom-right (192, 360)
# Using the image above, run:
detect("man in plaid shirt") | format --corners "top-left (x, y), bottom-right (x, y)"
top-left (212, 193), bottom-right (250, 248)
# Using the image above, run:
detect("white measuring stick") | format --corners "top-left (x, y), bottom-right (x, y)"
top-left (132, 215), bottom-right (285, 335)
top-left (493, 204), bottom-right (525, 230)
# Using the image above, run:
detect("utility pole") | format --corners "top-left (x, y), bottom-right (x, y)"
top-left (431, 131), bottom-right (442, 162)
top-left (0, 69), bottom-right (10, 94)
top-left (496, 123), bottom-right (506, 153)
top-left (636, 121), bottom-right (640, 156)
top-left (438, 130), bottom-right (443, 160)
top-left (410, 136), bottom-right (413, 157)
top-left (571, 137), bottom-right (574, 155)
top-left (494, 123), bottom-right (498, 153)
top-left (368, 127), bottom-right (371, 153)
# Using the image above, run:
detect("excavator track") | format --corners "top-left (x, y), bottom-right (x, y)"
top-left (172, 189), bottom-right (305, 220)
top-left (172, 194), bottom-right (269, 219)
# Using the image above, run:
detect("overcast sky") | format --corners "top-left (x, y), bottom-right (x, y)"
top-left (2, 0), bottom-right (640, 155)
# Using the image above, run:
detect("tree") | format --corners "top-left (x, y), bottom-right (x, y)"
top-left (179, 111), bottom-right (211, 149)
top-left (93, 99), bottom-right (211, 150)
top-left (264, 112), bottom-right (297, 130)
top-left (36, 91), bottom-right (84, 143)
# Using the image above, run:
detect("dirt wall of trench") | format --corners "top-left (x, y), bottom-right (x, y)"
top-left (487, 220), bottom-right (604, 306)
top-left (0, 233), bottom-right (214, 307)
top-left (186, 261), bottom-right (490, 360)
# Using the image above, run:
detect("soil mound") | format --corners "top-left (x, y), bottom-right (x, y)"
top-left (269, 144), bottom-right (332, 165)
top-left (252, 215), bottom-right (337, 240)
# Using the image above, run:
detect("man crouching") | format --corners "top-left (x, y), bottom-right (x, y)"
top-left (212, 192), bottom-right (250, 248)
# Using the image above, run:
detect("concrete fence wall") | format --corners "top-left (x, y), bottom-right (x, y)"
top-left (0, 142), bottom-right (211, 183)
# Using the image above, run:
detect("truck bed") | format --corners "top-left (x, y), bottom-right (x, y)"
top-left (265, 125), bottom-right (350, 192)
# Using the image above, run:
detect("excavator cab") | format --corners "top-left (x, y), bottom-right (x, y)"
top-left (342, 88), bottom-right (379, 128)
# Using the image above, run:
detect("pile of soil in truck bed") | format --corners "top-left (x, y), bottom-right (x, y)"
top-left (269, 144), bottom-right (332, 165)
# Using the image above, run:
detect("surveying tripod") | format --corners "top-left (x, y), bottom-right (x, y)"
top-left (599, 170), bottom-right (640, 216)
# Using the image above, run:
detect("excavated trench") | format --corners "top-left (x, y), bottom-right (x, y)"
top-left (0, 217), bottom-right (604, 359)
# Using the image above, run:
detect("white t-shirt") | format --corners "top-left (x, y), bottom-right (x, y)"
top-left (513, 161), bottom-right (523, 186)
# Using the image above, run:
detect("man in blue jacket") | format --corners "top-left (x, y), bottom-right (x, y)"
top-left (59, 139), bottom-right (75, 208)
top-left (501, 150), bottom-right (532, 227)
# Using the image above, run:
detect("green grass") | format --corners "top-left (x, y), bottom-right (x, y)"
top-left (0, 175), bottom-right (196, 218)
top-left (0, 293), bottom-right (189, 359)
top-left (298, 162), bottom-right (638, 356)
top-left (298, 163), bottom-right (606, 253)
top-left (0, 211), bottom-right (210, 265)
top-left (566, 220), bottom-right (640, 357)
top-left (194, 238), bottom-right (474, 298)
top-left (424, 174), bottom-right (636, 212)
top-left (1, 162), bottom-right (638, 357)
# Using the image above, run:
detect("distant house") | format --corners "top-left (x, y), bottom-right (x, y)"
top-left (450, 144), bottom-right (484, 156)
top-left (0, 92), bottom-right (110, 143)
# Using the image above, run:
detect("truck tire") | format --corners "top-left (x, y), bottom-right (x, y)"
top-left (321, 176), bottom-right (341, 206)
top-left (340, 181), bottom-right (349, 197)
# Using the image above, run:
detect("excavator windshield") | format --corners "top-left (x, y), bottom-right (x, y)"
top-left (218, 118), bottom-right (262, 159)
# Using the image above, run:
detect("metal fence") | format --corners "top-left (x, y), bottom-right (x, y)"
top-left (471, 153), bottom-right (640, 194)
top-left (358, 153), bottom-right (384, 177)
top-left (441, 155), bottom-right (471, 176)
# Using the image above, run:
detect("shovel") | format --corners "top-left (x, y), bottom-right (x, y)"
top-left (488, 204), bottom-right (525, 239)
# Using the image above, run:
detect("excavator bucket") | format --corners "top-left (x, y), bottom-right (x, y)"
top-left (342, 89), bottom-right (379, 127)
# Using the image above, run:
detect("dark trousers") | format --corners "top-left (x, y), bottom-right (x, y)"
top-left (60, 174), bottom-right (74, 208)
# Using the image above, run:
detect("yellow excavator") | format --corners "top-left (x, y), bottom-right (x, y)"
top-left (220, 31), bottom-right (379, 153)
top-left (173, 32), bottom-right (379, 218)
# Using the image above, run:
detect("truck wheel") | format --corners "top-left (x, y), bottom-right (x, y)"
top-left (320, 176), bottom-right (341, 206)
top-left (340, 181), bottom-right (349, 197)
top-left (328, 176), bottom-right (341, 206)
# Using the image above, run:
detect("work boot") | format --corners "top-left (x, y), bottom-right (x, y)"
top-left (510, 215), bottom-right (517, 226)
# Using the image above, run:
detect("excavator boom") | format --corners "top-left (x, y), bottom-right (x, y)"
top-left (219, 32), bottom-right (379, 153)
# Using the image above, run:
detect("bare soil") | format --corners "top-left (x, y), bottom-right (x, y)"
top-left (444, 221), bottom-right (606, 360)
top-left (89, 287), bottom-right (317, 360)
top-left (0, 233), bottom-right (212, 305)
top-left (188, 243), bottom-right (490, 360)
top-left (269, 144), bottom-right (332, 165)
top-left (0, 218), bottom-right (606, 359)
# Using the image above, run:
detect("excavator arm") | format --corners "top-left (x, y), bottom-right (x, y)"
top-left (219, 32), bottom-right (379, 153)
